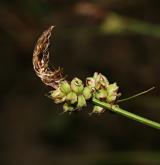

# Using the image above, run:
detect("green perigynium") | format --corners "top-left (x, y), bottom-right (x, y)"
top-left (106, 83), bottom-right (120, 103)
top-left (92, 105), bottom-right (105, 114)
top-left (66, 91), bottom-right (77, 104)
top-left (95, 89), bottom-right (108, 100)
top-left (60, 81), bottom-right (71, 94)
top-left (83, 86), bottom-right (92, 100)
top-left (63, 103), bottom-right (74, 112)
top-left (50, 88), bottom-right (66, 103)
top-left (77, 95), bottom-right (87, 108)
top-left (71, 78), bottom-right (84, 94)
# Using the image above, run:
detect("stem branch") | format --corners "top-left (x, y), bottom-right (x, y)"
top-left (92, 97), bottom-right (160, 130)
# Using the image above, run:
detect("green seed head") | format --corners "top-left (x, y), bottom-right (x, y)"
top-left (66, 92), bottom-right (77, 104)
top-left (77, 95), bottom-right (87, 108)
top-left (83, 86), bottom-right (92, 100)
top-left (60, 80), bottom-right (71, 94)
top-left (71, 78), bottom-right (84, 94)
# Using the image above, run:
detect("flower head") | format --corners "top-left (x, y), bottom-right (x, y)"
top-left (33, 26), bottom-right (121, 114)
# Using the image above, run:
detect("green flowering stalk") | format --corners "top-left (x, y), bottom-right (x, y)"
top-left (33, 26), bottom-right (160, 130)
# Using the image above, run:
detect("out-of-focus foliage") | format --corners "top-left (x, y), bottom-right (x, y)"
top-left (1, 0), bottom-right (160, 165)
top-left (101, 13), bottom-right (160, 36)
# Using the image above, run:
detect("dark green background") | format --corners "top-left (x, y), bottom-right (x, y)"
top-left (1, 0), bottom-right (160, 165)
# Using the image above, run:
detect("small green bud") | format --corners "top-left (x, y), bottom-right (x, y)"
top-left (83, 87), bottom-right (92, 100)
top-left (106, 83), bottom-right (119, 103)
top-left (60, 81), bottom-right (71, 94)
top-left (77, 95), bottom-right (87, 108)
top-left (63, 103), bottom-right (74, 112)
top-left (92, 105), bottom-right (104, 114)
top-left (95, 89), bottom-right (107, 100)
top-left (50, 88), bottom-right (66, 103)
top-left (66, 92), bottom-right (77, 104)
top-left (71, 78), bottom-right (84, 94)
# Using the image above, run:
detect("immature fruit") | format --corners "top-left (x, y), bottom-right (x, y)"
top-left (106, 83), bottom-right (119, 103)
top-left (63, 103), bottom-right (74, 112)
top-left (77, 95), bottom-right (87, 108)
top-left (71, 78), bottom-right (84, 94)
top-left (83, 87), bottom-right (92, 100)
top-left (66, 92), bottom-right (77, 104)
top-left (50, 88), bottom-right (66, 103)
top-left (60, 81), bottom-right (71, 94)
top-left (92, 105), bottom-right (104, 114)
top-left (95, 89), bottom-right (107, 100)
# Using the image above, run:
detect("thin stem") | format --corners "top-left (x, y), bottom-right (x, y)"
top-left (92, 97), bottom-right (160, 130)
top-left (117, 87), bottom-right (155, 103)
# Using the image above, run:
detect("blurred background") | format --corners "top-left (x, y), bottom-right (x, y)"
top-left (1, 0), bottom-right (160, 165)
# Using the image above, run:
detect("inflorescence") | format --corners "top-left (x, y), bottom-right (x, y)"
top-left (32, 26), bottom-right (160, 129)
top-left (32, 26), bottom-right (120, 114)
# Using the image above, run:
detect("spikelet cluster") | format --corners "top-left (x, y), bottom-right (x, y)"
top-left (33, 26), bottom-right (121, 114)
top-left (49, 72), bottom-right (120, 114)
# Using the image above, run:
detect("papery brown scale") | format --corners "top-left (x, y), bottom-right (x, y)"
top-left (33, 26), bottom-right (65, 89)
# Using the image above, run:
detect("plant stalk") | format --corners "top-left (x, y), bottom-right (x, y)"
top-left (92, 97), bottom-right (160, 130)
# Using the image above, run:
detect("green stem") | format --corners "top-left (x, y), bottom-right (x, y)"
top-left (92, 97), bottom-right (160, 130)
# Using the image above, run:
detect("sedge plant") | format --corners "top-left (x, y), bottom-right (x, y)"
top-left (32, 26), bottom-right (160, 130)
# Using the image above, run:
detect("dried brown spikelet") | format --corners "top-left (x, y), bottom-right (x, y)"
top-left (33, 26), bottom-right (64, 89)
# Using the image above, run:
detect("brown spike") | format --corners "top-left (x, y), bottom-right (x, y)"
top-left (33, 26), bottom-right (65, 89)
